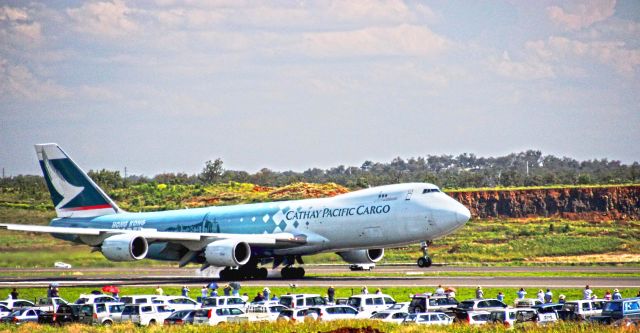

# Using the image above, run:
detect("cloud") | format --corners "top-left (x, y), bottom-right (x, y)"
top-left (547, 0), bottom-right (616, 30)
top-left (491, 50), bottom-right (556, 80)
top-left (0, 57), bottom-right (69, 102)
top-left (299, 24), bottom-right (450, 58)
top-left (66, 0), bottom-right (138, 38)
top-left (0, 6), bottom-right (42, 47)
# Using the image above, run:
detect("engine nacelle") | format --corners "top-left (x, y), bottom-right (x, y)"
top-left (204, 239), bottom-right (251, 267)
top-left (101, 234), bottom-right (148, 261)
top-left (337, 248), bottom-right (384, 264)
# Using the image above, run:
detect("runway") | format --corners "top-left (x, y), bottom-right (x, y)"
top-left (0, 265), bottom-right (638, 288)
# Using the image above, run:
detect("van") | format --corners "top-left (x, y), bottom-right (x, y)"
top-left (590, 298), bottom-right (640, 324)
top-left (279, 294), bottom-right (327, 309)
top-left (408, 295), bottom-right (458, 313)
top-left (347, 294), bottom-right (396, 317)
top-left (558, 299), bottom-right (604, 320)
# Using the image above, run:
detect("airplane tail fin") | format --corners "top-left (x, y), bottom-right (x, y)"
top-left (35, 143), bottom-right (122, 218)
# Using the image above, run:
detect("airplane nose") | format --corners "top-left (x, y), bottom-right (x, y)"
top-left (455, 205), bottom-right (471, 224)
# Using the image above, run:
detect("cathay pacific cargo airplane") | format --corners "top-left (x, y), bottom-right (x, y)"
top-left (0, 144), bottom-right (470, 279)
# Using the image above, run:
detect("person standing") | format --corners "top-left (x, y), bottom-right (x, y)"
top-left (496, 291), bottom-right (504, 302)
top-left (10, 288), bottom-right (18, 300)
top-left (558, 295), bottom-right (566, 303)
top-left (210, 289), bottom-right (218, 297)
top-left (544, 289), bottom-right (553, 303)
top-left (435, 285), bottom-right (445, 296)
top-left (475, 286), bottom-right (484, 299)
top-left (604, 290), bottom-right (612, 301)
top-left (583, 285), bottom-right (593, 300)
top-left (155, 286), bottom-right (164, 296)
top-left (536, 289), bottom-right (544, 302)
top-left (516, 288), bottom-right (527, 299)
top-left (613, 289), bottom-right (622, 300)
top-left (327, 286), bottom-right (335, 303)
top-left (181, 285), bottom-right (190, 297)
top-left (223, 284), bottom-right (231, 296)
top-left (361, 286), bottom-right (368, 295)
top-left (51, 287), bottom-right (59, 297)
top-left (262, 288), bottom-right (270, 300)
top-left (201, 286), bottom-right (208, 299)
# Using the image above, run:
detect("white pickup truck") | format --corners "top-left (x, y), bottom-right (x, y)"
top-left (33, 297), bottom-right (70, 313)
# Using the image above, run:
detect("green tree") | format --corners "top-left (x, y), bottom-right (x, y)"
top-left (200, 158), bottom-right (224, 184)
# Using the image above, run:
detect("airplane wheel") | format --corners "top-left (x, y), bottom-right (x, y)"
top-left (256, 268), bottom-right (268, 279)
top-left (296, 267), bottom-right (305, 279)
top-left (417, 257), bottom-right (432, 268)
top-left (219, 269), bottom-right (229, 280)
top-left (280, 267), bottom-right (291, 279)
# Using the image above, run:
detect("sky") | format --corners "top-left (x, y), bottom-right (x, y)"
top-left (1, 0), bottom-right (639, 177)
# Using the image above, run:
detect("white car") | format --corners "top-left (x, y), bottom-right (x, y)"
top-left (237, 304), bottom-right (288, 322)
top-left (278, 294), bottom-right (327, 309)
top-left (152, 296), bottom-right (200, 311)
top-left (403, 312), bottom-right (453, 325)
top-left (193, 306), bottom-right (245, 325)
top-left (371, 310), bottom-right (409, 323)
top-left (514, 298), bottom-right (544, 308)
top-left (308, 305), bottom-right (359, 321)
top-left (386, 302), bottom-right (410, 312)
top-left (349, 263), bottom-right (375, 271)
top-left (119, 303), bottom-right (173, 326)
top-left (200, 296), bottom-right (246, 309)
top-left (74, 294), bottom-right (118, 305)
top-left (347, 294), bottom-right (396, 317)
top-left (559, 299), bottom-right (604, 320)
top-left (33, 297), bottom-right (69, 312)
top-left (0, 305), bottom-right (11, 318)
top-left (119, 295), bottom-right (157, 305)
top-left (277, 308), bottom-right (315, 323)
top-left (0, 308), bottom-right (43, 325)
top-left (454, 310), bottom-right (491, 325)
top-left (54, 261), bottom-right (72, 269)
top-left (0, 299), bottom-right (36, 310)
top-left (78, 302), bottom-right (125, 325)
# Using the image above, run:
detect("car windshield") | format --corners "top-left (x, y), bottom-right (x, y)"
top-left (603, 302), bottom-right (622, 312)
top-left (372, 312), bottom-right (389, 319)
top-left (279, 298), bottom-right (293, 308)
top-left (168, 310), bottom-right (190, 319)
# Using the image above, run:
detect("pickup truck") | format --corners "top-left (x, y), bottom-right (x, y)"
top-left (33, 297), bottom-right (70, 313)
top-left (38, 304), bottom-right (81, 325)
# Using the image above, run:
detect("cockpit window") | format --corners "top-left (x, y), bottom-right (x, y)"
top-left (422, 189), bottom-right (440, 194)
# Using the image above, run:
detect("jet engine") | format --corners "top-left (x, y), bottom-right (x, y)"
top-left (337, 248), bottom-right (384, 263)
top-left (101, 234), bottom-right (148, 261)
top-left (204, 239), bottom-right (251, 267)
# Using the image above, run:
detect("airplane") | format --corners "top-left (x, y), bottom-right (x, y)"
top-left (0, 144), bottom-right (471, 279)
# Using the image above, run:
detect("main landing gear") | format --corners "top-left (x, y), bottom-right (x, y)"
top-left (219, 263), bottom-right (268, 280)
top-left (417, 240), bottom-right (433, 268)
top-left (280, 266), bottom-right (305, 279)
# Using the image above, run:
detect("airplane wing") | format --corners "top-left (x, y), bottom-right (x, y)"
top-left (0, 223), bottom-right (305, 247)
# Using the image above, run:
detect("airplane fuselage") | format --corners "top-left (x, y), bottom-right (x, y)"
top-left (50, 183), bottom-right (469, 262)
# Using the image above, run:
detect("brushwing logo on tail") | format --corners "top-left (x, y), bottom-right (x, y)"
top-left (42, 151), bottom-right (84, 209)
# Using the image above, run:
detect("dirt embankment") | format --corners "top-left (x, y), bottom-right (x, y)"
top-left (449, 185), bottom-right (640, 221)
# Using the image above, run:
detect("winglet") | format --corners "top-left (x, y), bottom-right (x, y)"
top-left (35, 143), bottom-right (121, 218)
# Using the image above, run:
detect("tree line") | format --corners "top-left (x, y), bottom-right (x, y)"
top-left (1, 150), bottom-right (639, 194)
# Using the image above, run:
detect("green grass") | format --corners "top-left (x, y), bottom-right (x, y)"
top-left (445, 183), bottom-right (640, 192)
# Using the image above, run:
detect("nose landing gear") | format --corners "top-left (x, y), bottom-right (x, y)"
top-left (417, 240), bottom-right (433, 268)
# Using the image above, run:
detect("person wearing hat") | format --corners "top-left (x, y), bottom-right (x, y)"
top-left (558, 294), bottom-right (566, 304)
top-left (475, 286), bottom-right (484, 299)
top-left (223, 284), bottom-right (231, 296)
top-left (181, 285), bottom-right (190, 297)
top-left (612, 289), bottom-right (622, 300)
top-left (262, 287), bottom-right (270, 300)
top-left (536, 289), bottom-right (544, 302)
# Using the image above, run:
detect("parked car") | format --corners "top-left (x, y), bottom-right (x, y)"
top-left (514, 298), bottom-right (544, 308)
top-left (307, 305), bottom-right (359, 321)
top-left (0, 299), bottom-right (36, 310)
top-left (334, 298), bottom-right (349, 305)
top-left (78, 302), bottom-right (125, 325)
top-left (38, 304), bottom-right (81, 325)
top-left (402, 312), bottom-right (453, 325)
top-left (557, 299), bottom-right (604, 321)
top-left (489, 308), bottom-right (538, 327)
top-left (279, 294), bottom-right (327, 309)
top-left (54, 262), bottom-right (72, 269)
top-left (0, 305), bottom-right (10, 318)
top-left (164, 310), bottom-right (196, 325)
top-left (349, 263), bottom-right (375, 271)
top-left (120, 303), bottom-right (173, 326)
top-left (74, 294), bottom-right (118, 305)
top-left (590, 298), bottom-right (640, 324)
top-left (152, 296), bottom-right (200, 311)
top-left (387, 302), bottom-right (410, 312)
top-left (370, 310), bottom-right (409, 323)
top-left (456, 299), bottom-right (508, 312)
top-left (453, 310), bottom-right (491, 325)
top-left (119, 295), bottom-right (156, 305)
top-left (408, 295), bottom-right (458, 313)
top-left (33, 297), bottom-right (70, 313)
top-left (532, 303), bottom-right (563, 323)
top-left (0, 308), bottom-right (43, 325)
top-left (347, 294), bottom-right (396, 317)
top-left (233, 304), bottom-right (287, 322)
top-left (201, 296), bottom-right (246, 309)
top-left (277, 308), bottom-right (315, 322)
top-left (193, 306), bottom-right (245, 325)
